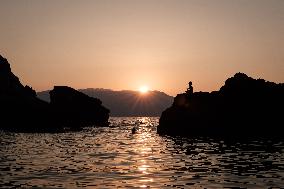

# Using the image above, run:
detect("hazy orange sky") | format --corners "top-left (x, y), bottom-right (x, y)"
top-left (0, 0), bottom-right (283, 96)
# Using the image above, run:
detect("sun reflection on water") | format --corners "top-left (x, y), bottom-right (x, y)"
top-left (1, 117), bottom-right (283, 188)
top-left (132, 118), bottom-right (155, 187)
top-left (138, 164), bottom-right (149, 174)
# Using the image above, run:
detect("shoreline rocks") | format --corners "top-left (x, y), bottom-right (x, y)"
top-left (50, 86), bottom-right (109, 127)
top-left (158, 73), bottom-right (284, 137)
top-left (0, 55), bottom-right (109, 132)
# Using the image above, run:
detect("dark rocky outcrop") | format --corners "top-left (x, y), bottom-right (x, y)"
top-left (0, 55), bottom-right (53, 132)
top-left (49, 86), bottom-right (109, 127)
top-left (0, 55), bottom-right (109, 132)
top-left (158, 73), bottom-right (284, 137)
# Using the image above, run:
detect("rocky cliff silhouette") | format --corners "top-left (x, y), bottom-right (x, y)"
top-left (50, 86), bottom-right (109, 127)
top-left (0, 55), bottom-right (51, 132)
top-left (158, 73), bottom-right (284, 137)
top-left (38, 88), bottom-right (173, 116)
top-left (0, 55), bottom-right (109, 132)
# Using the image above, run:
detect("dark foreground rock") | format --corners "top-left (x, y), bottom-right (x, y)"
top-left (50, 86), bottom-right (109, 127)
top-left (0, 55), bottom-right (109, 132)
top-left (158, 73), bottom-right (284, 137)
top-left (0, 55), bottom-right (54, 132)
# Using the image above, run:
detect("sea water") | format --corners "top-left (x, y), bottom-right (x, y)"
top-left (0, 117), bottom-right (283, 188)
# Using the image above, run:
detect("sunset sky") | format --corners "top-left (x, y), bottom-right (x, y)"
top-left (0, 0), bottom-right (283, 96)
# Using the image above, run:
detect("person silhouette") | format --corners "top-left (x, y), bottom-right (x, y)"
top-left (186, 81), bottom-right (193, 95)
top-left (132, 126), bottom-right (138, 134)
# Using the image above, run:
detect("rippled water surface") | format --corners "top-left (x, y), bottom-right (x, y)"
top-left (0, 117), bottom-right (283, 188)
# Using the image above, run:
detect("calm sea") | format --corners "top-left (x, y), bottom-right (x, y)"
top-left (0, 117), bottom-right (283, 188)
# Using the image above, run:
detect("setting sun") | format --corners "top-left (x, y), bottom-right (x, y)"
top-left (139, 86), bottom-right (149, 93)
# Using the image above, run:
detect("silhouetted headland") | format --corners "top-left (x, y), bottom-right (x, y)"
top-left (50, 86), bottom-right (109, 127)
top-left (0, 55), bottom-right (53, 132)
top-left (158, 73), bottom-right (284, 138)
top-left (0, 55), bottom-right (109, 132)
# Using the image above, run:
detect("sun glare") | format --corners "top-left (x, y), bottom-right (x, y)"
top-left (139, 86), bottom-right (149, 93)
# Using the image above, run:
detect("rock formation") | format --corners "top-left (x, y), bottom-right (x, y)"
top-left (0, 55), bottom-right (53, 132)
top-left (49, 86), bottom-right (109, 127)
top-left (0, 55), bottom-right (110, 132)
top-left (158, 73), bottom-right (284, 137)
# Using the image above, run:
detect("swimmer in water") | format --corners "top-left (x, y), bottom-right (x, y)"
top-left (132, 127), bottom-right (137, 134)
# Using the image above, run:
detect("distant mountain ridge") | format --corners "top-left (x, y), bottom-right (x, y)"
top-left (37, 88), bottom-right (173, 116)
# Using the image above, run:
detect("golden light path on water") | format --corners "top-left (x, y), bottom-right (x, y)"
top-left (0, 117), bottom-right (283, 188)
top-left (135, 120), bottom-right (154, 187)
